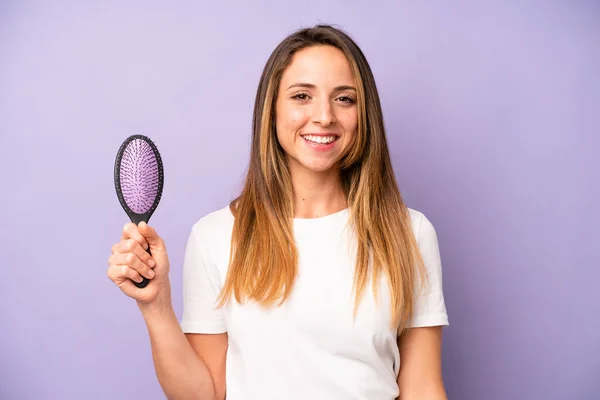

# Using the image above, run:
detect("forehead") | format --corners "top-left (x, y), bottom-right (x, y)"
top-left (280, 45), bottom-right (355, 86)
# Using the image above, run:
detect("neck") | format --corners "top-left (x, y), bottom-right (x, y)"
top-left (290, 163), bottom-right (347, 219)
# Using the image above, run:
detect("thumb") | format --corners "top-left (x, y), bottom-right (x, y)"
top-left (138, 221), bottom-right (164, 249)
top-left (138, 222), bottom-right (169, 271)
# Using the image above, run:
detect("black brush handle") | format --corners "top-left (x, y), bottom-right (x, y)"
top-left (134, 277), bottom-right (150, 288)
top-left (130, 216), bottom-right (152, 289)
top-left (133, 245), bottom-right (152, 288)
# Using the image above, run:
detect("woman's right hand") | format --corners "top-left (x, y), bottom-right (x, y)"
top-left (107, 221), bottom-right (172, 309)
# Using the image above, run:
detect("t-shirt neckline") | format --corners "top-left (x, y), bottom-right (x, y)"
top-left (292, 207), bottom-right (349, 223)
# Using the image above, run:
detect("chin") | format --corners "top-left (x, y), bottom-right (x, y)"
top-left (300, 160), bottom-right (338, 173)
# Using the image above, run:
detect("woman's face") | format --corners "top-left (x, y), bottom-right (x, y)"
top-left (275, 45), bottom-right (358, 174)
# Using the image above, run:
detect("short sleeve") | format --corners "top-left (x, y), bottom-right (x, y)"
top-left (408, 213), bottom-right (449, 328)
top-left (180, 223), bottom-right (227, 334)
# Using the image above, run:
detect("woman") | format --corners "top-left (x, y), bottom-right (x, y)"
top-left (108, 24), bottom-right (449, 400)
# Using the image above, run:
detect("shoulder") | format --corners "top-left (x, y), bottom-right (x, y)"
top-left (184, 204), bottom-right (235, 272)
top-left (190, 204), bottom-right (235, 243)
top-left (407, 207), bottom-right (438, 246)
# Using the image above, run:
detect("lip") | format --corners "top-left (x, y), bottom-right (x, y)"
top-left (301, 133), bottom-right (340, 138)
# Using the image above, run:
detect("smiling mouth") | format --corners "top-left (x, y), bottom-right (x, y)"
top-left (301, 134), bottom-right (339, 145)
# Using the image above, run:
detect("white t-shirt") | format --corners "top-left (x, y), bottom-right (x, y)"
top-left (180, 206), bottom-right (449, 400)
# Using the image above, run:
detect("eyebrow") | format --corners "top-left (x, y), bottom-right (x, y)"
top-left (286, 83), bottom-right (356, 91)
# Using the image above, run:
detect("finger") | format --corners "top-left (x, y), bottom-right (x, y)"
top-left (116, 238), bottom-right (155, 266)
top-left (108, 252), bottom-right (147, 280)
top-left (111, 241), bottom-right (130, 255)
top-left (107, 262), bottom-right (144, 284)
top-left (109, 263), bottom-right (145, 284)
top-left (121, 223), bottom-right (149, 250)
top-left (114, 252), bottom-right (155, 280)
top-left (116, 276), bottom-right (144, 294)
top-left (122, 264), bottom-right (145, 283)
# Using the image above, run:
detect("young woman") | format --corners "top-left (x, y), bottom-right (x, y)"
top-left (108, 24), bottom-right (449, 400)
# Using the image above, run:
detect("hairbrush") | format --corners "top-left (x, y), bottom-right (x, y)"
top-left (114, 134), bottom-right (164, 288)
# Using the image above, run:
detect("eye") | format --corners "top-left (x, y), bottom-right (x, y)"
top-left (291, 92), bottom-right (311, 101)
top-left (337, 95), bottom-right (356, 104)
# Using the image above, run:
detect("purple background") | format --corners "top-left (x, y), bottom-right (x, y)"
top-left (1, 1), bottom-right (598, 399)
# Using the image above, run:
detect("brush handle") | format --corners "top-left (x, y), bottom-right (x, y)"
top-left (129, 216), bottom-right (152, 288)
top-left (133, 245), bottom-right (152, 289)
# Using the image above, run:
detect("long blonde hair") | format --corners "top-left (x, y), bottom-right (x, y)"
top-left (217, 25), bottom-right (427, 334)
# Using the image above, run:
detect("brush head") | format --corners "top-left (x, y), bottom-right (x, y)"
top-left (114, 134), bottom-right (164, 225)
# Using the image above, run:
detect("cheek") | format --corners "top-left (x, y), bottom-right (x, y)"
top-left (276, 106), bottom-right (302, 144)
top-left (278, 102), bottom-right (307, 128)
top-left (287, 108), bottom-right (306, 128)
top-left (342, 112), bottom-right (359, 138)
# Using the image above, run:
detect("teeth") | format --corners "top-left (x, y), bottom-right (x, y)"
top-left (303, 135), bottom-right (336, 144)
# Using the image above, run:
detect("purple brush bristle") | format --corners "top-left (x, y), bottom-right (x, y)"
top-left (119, 138), bottom-right (160, 214)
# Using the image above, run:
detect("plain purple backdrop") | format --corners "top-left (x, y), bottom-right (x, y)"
top-left (0, 1), bottom-right (598, 399)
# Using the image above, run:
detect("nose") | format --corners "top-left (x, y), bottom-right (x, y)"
top-left (312, 97), bottom-right (336, 127)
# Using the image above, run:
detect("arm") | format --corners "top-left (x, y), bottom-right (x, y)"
top-left (109, 222), bottom-right (226, 400)
top-left (396, 326), bottom-right (447, 400)
top-left (140, 303), bottom-right (227, 400)
top-left (185, 332), bottom-right (228, 400)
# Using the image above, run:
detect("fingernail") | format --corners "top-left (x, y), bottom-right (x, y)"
top-left (148, 269), bottom-right (155, 278)
top-left (144, 242), bottom-right (149, 250)
top-left (148, 259), bottom-right (156, 267)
